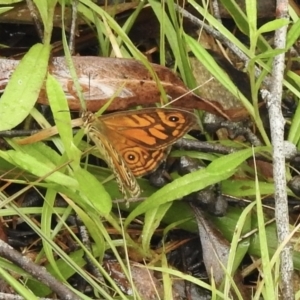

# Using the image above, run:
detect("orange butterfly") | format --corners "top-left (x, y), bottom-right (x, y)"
top-left (82, 108), bottom-right (198, 198)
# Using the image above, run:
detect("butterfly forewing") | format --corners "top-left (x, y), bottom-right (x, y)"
top-left (101, 108), bottom-right (198, 150)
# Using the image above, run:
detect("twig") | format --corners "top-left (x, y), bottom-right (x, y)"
top-left (25, 0), bottom-right (43, 42)
top-left (264, 0), bottom-right (294, 297)
top-left (69, 0), bottom-right (79, 55)
top-left (174, 139), bottom-right (237, 154)
top-left (173, 3), bottom-right (249, 63)
top-left (174, 2), bottom-right (271, 87)
top-left (0, 240), bottom-right (81, 300)
top-left (211, 0), bottom-right (222, 23)
top-left (76, 217), bottom-right (108, 291)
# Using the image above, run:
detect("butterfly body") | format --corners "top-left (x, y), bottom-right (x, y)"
top-left (82, 108), bottom-right (198, 198)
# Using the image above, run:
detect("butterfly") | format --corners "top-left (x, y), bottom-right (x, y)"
top-left (81, 108), bottom-right (198, 198)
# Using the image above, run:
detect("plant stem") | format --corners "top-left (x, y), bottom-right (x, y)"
top-left (265, 0), bottom-right (294, 298)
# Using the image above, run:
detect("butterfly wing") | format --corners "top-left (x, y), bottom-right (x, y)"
top-left (87, 117), bottom-right (169, 177)
top-left (81, 108), bottom-right (197, 197)
top-left (101, 108), bottom-right (198, 150)
top-left (107, 134), bottom-right (170, 176)
top-left (100, 108), bottom-right (197, 176)
top-left (83, 113), bottom-right (140, 198)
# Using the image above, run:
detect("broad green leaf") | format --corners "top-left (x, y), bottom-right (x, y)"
top-left (0, 150), bottom-right (77, 187)
top-left (142, 202), bottom-right (172, 251)
top-left (8, 141), bottom-right (61, 167)
top-left (206, 147), bottom-right (269, 174)
top-left (74, 168), bottom-right (112, 215)
top-left (0, 7), bottom-right (13, 14)
top-left (0, 0), bottom-right (21, 4)
top-left (257, 19), bottom-right (289, 35)
top-left (0, 43), bottom-right (50, 130)
top-left (222, 180), bottom-right (275, 197)
top-left (46, 74), bottom-right (81, 165)
top-left (125, 148), bottom-right (264, 227)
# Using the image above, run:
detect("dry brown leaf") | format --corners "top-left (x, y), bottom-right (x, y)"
top-left (0, 56), bottom-right (251, 120)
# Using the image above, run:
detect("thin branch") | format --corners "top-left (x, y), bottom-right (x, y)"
top-left (25, 0), bottom-right (43, 42)
top-left (173, 3), bottom-right (249, 63)
top-left (211, 0), bottom-right (222, 23)
top-left (174, 3), bottom-right (271, 86)
top-left (264, 0), bottom-right (294, 298)
top-left (0, 240), bottom-right (81, 300)
top-left (69, 0), bottom-right (79, 55)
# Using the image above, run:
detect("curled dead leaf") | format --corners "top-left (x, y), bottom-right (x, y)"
top-left (0, 56), bottom-right (251, 120)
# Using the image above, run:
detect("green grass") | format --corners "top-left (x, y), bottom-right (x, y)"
top-left (0, 0), bottom-right (299, 298)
